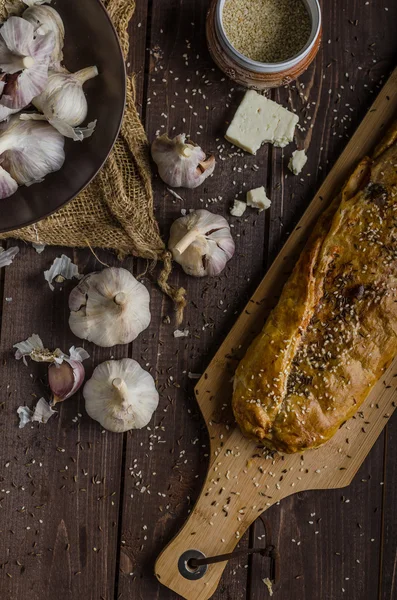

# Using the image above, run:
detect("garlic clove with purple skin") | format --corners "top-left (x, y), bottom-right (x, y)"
top-left (13, 334), bottom-right (89, 404)
top-left (47, 346), bottom-right (89, 405)
top-left (168, 209), bottom-right (235, 277)
top-left (48, 358), bottom-right (85, 405)
top-left (151, 133), bottom-right (215, 189)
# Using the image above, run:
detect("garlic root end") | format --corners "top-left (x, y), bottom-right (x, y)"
top-left (114, 292), bottom-right (127, 306)
top-left (179, 145), bottom-right (192, 158)
top-left (22, 56), bottom-right (35, 69)
top-left (173, 227), bottom-right (200, 255)
top-left (112, 378), bottom-right (130, 410)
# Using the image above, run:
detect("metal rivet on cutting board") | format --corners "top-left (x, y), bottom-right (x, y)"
top-left (178, 549), bottom-right (208, 580)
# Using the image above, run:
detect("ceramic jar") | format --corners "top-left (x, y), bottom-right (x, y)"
top-left (206, 0), bottom-right (322, 89)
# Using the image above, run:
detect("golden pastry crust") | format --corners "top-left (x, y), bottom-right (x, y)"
top-left (232, 124), bottom-right (397, 453)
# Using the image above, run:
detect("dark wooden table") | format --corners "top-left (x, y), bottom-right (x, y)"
top-left (1, 1), bottom-right (396, 599)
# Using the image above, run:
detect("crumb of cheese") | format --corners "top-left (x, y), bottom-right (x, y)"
top-left (247, 186), bottom-right (271, 211)
top-left (288, 149), bottom-right (308, 175)
top-left (230, 199), bottom-right (247, 217)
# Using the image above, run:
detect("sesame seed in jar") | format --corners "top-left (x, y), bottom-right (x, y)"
top-left (222, 0), bottom-right (312, 63)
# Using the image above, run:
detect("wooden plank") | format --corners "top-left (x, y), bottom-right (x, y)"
top-left (115, 0), bottom-right (274, 598)
top-left (249, 0), bottom-right (397, 596)
top-left (379, 416), bottom-right (397, 600)
top-left (0, 244), bottom-right (129, 600)
top-left (126, 0), bottom-right (150, 114)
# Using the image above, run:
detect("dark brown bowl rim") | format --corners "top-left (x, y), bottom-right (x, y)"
top-left (0, 0), bottom-right (127, 235)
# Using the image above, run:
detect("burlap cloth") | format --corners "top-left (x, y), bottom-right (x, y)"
top-left (0, 0), bottom-right (186, 322)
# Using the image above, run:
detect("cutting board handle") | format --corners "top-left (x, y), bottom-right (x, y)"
top-left (155, 444), bottom-right (281, 600)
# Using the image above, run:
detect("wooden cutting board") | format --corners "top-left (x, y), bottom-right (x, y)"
top-left (155, 67), bottom-right (397, 600)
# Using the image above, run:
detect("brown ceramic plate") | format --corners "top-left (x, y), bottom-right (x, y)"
top-left (0, 0), bottom-right (126, 234)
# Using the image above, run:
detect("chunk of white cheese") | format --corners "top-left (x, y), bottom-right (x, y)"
top-left (288, 149), bottom-right (308, 175)
top-left (225, 90), bottom-right (299, 155)
top-left (230, 199), bottom-right (247, 217)
top-left (246, 186), bottom-right (271, 211)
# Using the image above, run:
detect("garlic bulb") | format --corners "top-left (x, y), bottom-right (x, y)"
top-left (168, 209), bottom-right (235, 277)
top-left (84, 358), bottom-right (159, 432)
top-left (0, 17), bottom-right (54, 109)
top-left (69, 267), bottom-right (151, 347)
top-left (23, 4), bottom-right (65, 70)
top-left (32, 66), bottom-right (98, 140)
top-left (0, 116), bottom-right (64, 191)
top-left (151, 133), bottom-right (216, 188)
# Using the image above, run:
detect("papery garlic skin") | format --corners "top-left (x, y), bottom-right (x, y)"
top-left (0, 165), bottom-right (17, 199)
top-left (84, 358), bottom-right (159, 432)
top-left (151, 133), bottom-right (216, 189)
top-left (168, 209), bottom-right (235, 277)
top-left (17, 397), bottom-right (57, 428)
top-left (23, 4), bottom-right (65, 70)
top-left (44, 253), bottom-right (82, 290)
top-left (0, 245), bottom-right (19, 267)
top-left (0, 116), bottom-right (65, 186)
top-left (69, 267), bottom-right (151, 347)
top-left (0, 103), bottom-right (20, 122)
top-left (33, 66), bottom-right (98, 137)
top-left (0, 17), bottom-right (54, 109)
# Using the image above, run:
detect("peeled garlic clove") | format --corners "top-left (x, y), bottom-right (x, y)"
top-left (0, 116), bottom-right (65, 186)
top-left (69, 267), bottom-right (151, 348)
top-left (168, 209), bottom-right (235, 277)
top-left (23, 4), bottom-right (64, 70)
top-left (32, 66), bottom-right (98, 137)
top-left (0, 17), bottom-right (55, 109)
top-left (83, 358), bottom-right (159, 432)
top-left (151, 133), bottom-right (216, 189)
